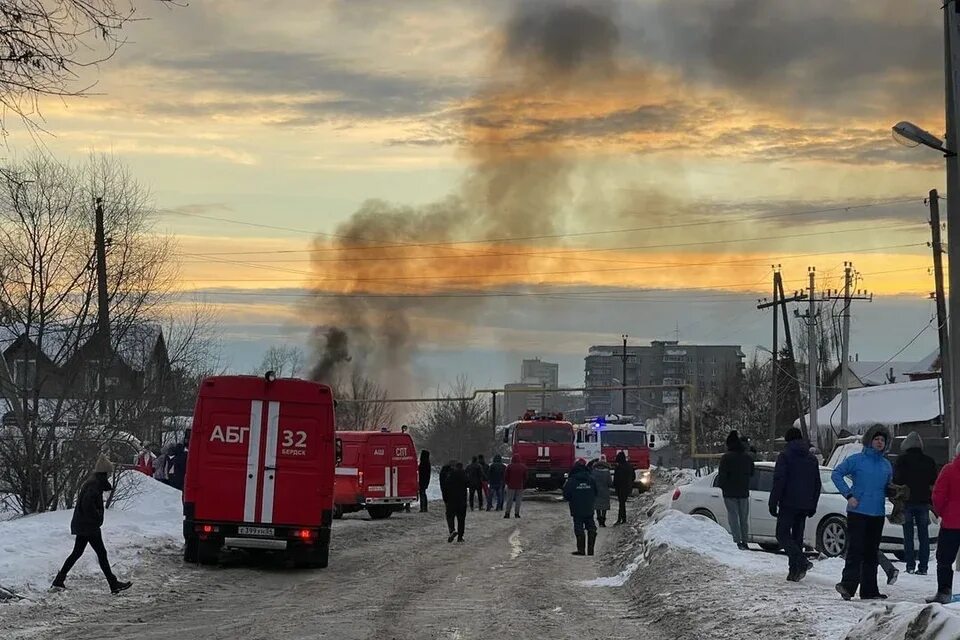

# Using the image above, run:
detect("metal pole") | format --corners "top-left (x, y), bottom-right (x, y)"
top-left (621, 334), bottom-right (628, 416)
top-left (678, 385), bottom-right (685, 459)
top-left (930, 190), bottom-right (952, 438)
top-left (770, 271), bottom-right (779, 451)
top-left (840, 262), bottom-right (852, 433)
top-left (944, 3), bottom-right (960, 459)
top-left (808, 267), bottom-right (819, 445)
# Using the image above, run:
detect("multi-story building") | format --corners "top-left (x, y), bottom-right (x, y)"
top-left (584, 340), bottom-right (745, 421)
top-left (503, 358), bottom-right (565, 422)
top-left (521, 358), bottom-right (558, 390)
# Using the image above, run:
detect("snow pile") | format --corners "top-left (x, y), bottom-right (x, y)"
top-left (843, 603), bottom-right (960, 640)
top-left (581, 552), bottom-right (644, 587)
top-left (643, 508), bottom-right (771, 571)
top-left (0, 472), bottom-right (182, 595)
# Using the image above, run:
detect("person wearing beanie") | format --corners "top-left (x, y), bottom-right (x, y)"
top-left (832, 424), bottom-right (893, 600)
top-left (613, 451), bottom-right (634, 525)
top-left (51, 455), bottom-right (132, 594)
top-left (716, 430), bottom-right (754, 550)
top-left (926, 442), bottom-right (960, 604)
top-left (893, 431), bottom-right (937, 575)
top-left (770, 427), bottom-right (821, 582)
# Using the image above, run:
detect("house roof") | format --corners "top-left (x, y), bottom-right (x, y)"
top-left (795, 378), bottom-right (943, 433)
top-left (846, 361), bottom-right (916, 385)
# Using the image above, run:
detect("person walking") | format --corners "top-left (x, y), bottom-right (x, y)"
top-left (441, 461), bottom-right (468, 542)
top-left (832, 424), bottom-right (894, 601)
top-left (591, 456), bottom-right (613, 527)
top-left (504, 457), bottom-right (527, 519)
top-left (487, 454), bottom-right (506, 511)
top-left (894, 431), bottom-right (938, 575)
top-left (563, 459), bottom-right (598, 556)
top-left (613, 451), bottom-right (634, 525)
top-left (465, 457), bottom-right (483, 511)
top-left (927, 443), bottom-right (960, 604)
top-left (133, 444), bottom-right (156, 476)
top-left (418, 450), bottom-right (431, 513)
top-left (769, 427), bottom-right (821, 582)
top-left (717, 429), bottom-right (755, 550)
top-left (51, 455), bottom-right (132, 594)
top-left (478, 454), bottom-right (490, 506)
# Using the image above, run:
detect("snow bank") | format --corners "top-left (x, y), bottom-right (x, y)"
top-left (0, 472), bottom-right (182, 595)
top-left (644, 508), bottom-right (772, 571)
top-left (843, 603), bottom-right (960, 640)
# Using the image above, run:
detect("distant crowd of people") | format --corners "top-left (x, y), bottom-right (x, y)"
top-left (133, 442), bottom-right (188, 490)
top-left (718, 423), bottom-right (960, 604)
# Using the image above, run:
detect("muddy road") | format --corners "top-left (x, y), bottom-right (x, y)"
top-left (4, 493), bottom-right (662, 640)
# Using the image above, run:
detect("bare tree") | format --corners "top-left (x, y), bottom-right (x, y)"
top-left (256, 344), bottom-right (304, 378)
top-left (416, 376), bottom-right (492, 464)
top-left (332, 370), bottom-right (394, 431)
top-left (0, 1), bottom-right (177, 131)
top-left (0, 153), bottom-right (200, 515)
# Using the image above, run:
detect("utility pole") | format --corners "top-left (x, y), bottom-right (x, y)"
top-left (621, 334), bottom-right (628, 416)
top-left (803, 267), bottom-right (819, 445)
top-left (490, 391), bottom-right (497, 434)
top-left (94, 197), bottom-right (110, 418)
top-left (945, 0), bottom-right (960, 459)
top-left (826, 263), bottom-right (872, 433)
top-left (929, 190), bottom-right (952, 438)
top-left (775, 274), bottom-right (809, 440)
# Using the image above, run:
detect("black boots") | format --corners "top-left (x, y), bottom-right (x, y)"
top-left (572, 533), bottom-right (586, 556)
top-left (587, 530), bottom-right (597, 556)
top-left (50, 573), bottom-right (66, 591)
top-left (110, 580), bottom-right (132, 595)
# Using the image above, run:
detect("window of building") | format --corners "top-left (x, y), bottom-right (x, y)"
top-left (13, 359), bottom-right (36, 388)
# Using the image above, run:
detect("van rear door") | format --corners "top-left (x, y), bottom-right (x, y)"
top-left (389, 434), bottom-right (418, 498)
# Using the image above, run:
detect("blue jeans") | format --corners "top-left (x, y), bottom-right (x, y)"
top-left (573, 514), bottom-right (597, 535)
top-left (487, 484), bottom-right (505, 510)
top-left (902, 504), bottom-right (930, 572)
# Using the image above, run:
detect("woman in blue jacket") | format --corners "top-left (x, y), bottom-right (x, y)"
top-left (831, 424), bottom-right (893, 600)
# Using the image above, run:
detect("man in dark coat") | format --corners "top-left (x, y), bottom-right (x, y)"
top-left (771, 427), bottom-right (822, 582)
top-left (486, 454), bottom-right (507, 511)
top-left (167, 442), bottom-right (188, 491)
top-left (478, 454), bottom-right (490, 506)
top-left (441, 461), bottom-right (468, 542)
top-left (52, 455), bottom-right (132, 594)
top-left (717, 430), bottom-right (755, 550)
top-left (613, 451), bottom-right (634, 525)
top-left (563, 459), bottom-right (599, 556)
top-left (465, 457), bottom-right (483, 511)
top-left (894, 431), bottom-right (938, 574)
top-left (418, 450), bottom-right (432, 513)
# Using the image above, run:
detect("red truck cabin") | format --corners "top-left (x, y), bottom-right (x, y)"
top-left (183, 375), bottom-right (336, 567)
top-left (333, 431), bottom-right (419, 520)
top-left (505, 412), bottom-right (575, 490)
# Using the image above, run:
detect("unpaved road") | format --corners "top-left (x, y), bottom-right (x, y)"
top-left (3, 494), bottom-right (661, 640)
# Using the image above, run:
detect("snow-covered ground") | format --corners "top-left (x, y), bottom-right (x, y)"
top-left (0, 472), bottom-right (182, 597)
top-left (621, 504), bottom-right (960, 639)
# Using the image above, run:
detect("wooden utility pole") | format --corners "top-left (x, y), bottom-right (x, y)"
top-left (775, 274), bottom-right (809, 440)
top-left (826, 263), bottom-right (872, 433)
top-left (94, 198), bottom-right (110, 417)
top-left (796, 267), bottom-right (820, 445)
top-left (621, 334), bottom-right (629, 416)
top-left (929, 190), bottom-right (952, 437)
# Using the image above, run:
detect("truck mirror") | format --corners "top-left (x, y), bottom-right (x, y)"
top-left (335, 438), bottom-right (343, 465)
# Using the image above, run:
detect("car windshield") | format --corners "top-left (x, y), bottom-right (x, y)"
top-left (540, 427), bottom-right (573, 444)
top-left (515, 426), bottom-right (539, 443)
top-left (602, 430), bottom-right (647, 447)
top-left (820, 469), bottom-right (839, 493)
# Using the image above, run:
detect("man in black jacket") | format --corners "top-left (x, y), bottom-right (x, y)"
top-left (563, 459), bottom-right (599, 556)
top-left (895, 431), bottom-right (938, 574)
top-left (717, 430), bottom-right (755, 550)
top-left (418, 450), bottom-right (432, 513)
top-left (51, 455), bottom-right (132, 594)
top-left (770, 427), bottom-right (822, 582)
top-left (486, 454), bottom-right (507, 511)
top-left (465, 457), bottom-right (483, 511)
top-left (613, 452), bottom-right (634, 525)
top-left (440, 461), bottom-right (468, 542)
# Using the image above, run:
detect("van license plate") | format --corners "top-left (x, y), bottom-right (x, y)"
top-left (536, 473), bottom-right (551, 478)
top-left (237, 526), bottom-right (274, 537)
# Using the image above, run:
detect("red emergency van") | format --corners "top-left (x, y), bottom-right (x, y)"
top-left (502, 411), bottom-right (575, 490)
top-left (333, 431), bottom-right (419, 519)
top-left (183, 375), bottom-right (338, 567)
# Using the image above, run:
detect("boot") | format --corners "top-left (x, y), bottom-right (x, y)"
top-left (926, 591), bottom-right (952, 605)
top-left (587, 530), bottom-right (597, 556)
top-left (110, 579), bottom-right (132, 595)
top-left (50, 573), bottom-right (67, 591)
top-left (571, 533), bottom-right (586, 556)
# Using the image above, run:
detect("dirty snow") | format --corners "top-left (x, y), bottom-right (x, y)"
top-left (843, 603), bottom-right (960, 640)
top-left (0, 472), bottom-right (182, 596)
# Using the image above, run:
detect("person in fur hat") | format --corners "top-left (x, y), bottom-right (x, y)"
top-left (51, 455), bottom-right (132, 594)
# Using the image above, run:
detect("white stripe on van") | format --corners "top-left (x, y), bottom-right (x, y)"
top-left (260, 401), bottom-right (280, 524)
top-left (384, 466), bottom-right (392, 498)
top-left (335, 467), bottom-right (359, 476)
top-left (243, 400), bottom-right (263, 523)
top-left (392, 465), bottom-right (399, 497)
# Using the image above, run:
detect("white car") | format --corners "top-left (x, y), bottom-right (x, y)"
top-left (670, 462), bottom-right (939, 557)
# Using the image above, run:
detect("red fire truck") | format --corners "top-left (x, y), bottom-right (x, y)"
top-left (333, 430), bottom-right (419, 519)
top-left (183, 375), bottom-right (338, 567)
top-left (502, 411), bottom-right (575, 490)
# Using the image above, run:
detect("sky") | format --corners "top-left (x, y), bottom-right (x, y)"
top-left (6, 0), bottom-right (951, 393)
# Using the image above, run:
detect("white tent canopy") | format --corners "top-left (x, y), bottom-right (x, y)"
top-left (796, 378), bottom-right (944, 439)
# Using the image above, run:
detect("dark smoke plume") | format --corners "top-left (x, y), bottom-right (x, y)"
top-left (308, 1), bottom-right (624, 390)
top-left (309, 327), bottom-right (351, 383)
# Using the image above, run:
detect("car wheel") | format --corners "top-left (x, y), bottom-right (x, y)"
top-left (759, 542), bottom-right (781, 552)
top-left (691, 508), bottom-right (717, 522)
top-left (817, 516), bottom-right (847, 557)
top-left (367, 505), bottom-right (393, 520)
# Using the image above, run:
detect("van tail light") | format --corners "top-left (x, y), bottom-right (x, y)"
top-left (292, 528), bottom-right (316, 543)
top-left (195, 524), bottom-right (220, 534)
top-left (358, 470), bottom-right (364, 486)
top-left (672, 488), bottom-right (681, 501)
